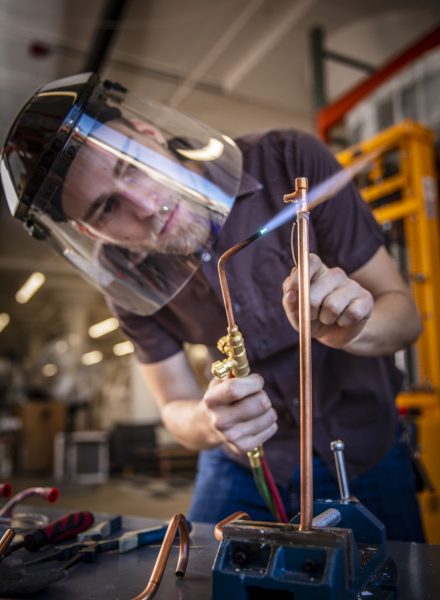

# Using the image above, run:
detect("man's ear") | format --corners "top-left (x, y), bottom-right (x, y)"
top-left (128, 118), bottom-right (167, 145)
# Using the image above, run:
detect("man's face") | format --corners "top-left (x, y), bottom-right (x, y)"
top-left (61, 120), bottom-right (212, 255)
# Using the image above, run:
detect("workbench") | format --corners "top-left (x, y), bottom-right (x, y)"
top-left (2, 511), bottom-right (440, 599)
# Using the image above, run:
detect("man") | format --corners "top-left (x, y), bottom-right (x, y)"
top-left (1, 73), bottom-right (424, 541)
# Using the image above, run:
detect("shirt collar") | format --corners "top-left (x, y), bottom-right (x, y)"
top-left (237, 170), bottom-right (263, 198)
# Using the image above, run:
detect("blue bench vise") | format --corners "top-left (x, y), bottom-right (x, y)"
top-left (212, 441), bottom-right (398, 599)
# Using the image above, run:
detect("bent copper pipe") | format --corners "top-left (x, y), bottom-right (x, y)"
top-left (131, 513), bottom-right (190, 600)
top-left (0, 528), bottom-right (15, 559)
top-left (214, 511), bottom-right (251, 542)
top-left (218, 232), bottom-right (262, 330)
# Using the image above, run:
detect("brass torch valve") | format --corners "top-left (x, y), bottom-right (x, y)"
top-left (211, 325), bottom-right (250, 380)
top-left (211, 326), bottom-right (264, 465)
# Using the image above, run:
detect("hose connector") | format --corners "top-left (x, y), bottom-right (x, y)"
top-left (247, 446), bottom-right (263, 468)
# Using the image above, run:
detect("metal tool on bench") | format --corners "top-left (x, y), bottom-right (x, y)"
top-left (0, 519), bottom-right (173, 597)
top-left (76, 515), bottom-right (122, 542)
top-left (24, 521), bottom-right (171, 566)
top-left (0, 512), bottom-right (95, 596)
top-left (6, 511), bottom-right (95, 554)
top-left (211, 176), bottom-right (399, 599)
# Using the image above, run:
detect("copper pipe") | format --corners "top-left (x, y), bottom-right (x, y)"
top-left (218, 231), bottom-right (261, 329)
top-left (284, 177), bottom-right (313, 531)
top-left (217, 235), bottom-right (282, 517)
top-left (214, 512), bottom-right (251, 541)
top-left (296, 181), bottom-right (313, 532)
top-left (0, 528), bottom-right (15, 557)
top-left (131, 513), bottom-right (190, 600)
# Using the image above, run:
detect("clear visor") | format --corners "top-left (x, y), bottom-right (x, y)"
top-left (34, 95), bottom-right (242, 315)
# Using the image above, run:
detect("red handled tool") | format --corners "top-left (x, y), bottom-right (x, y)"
top-left (7, 511), bottom-right (95, 554)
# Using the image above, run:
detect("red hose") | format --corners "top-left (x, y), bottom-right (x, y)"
top-left (261, 456), bottom-right (288, 523)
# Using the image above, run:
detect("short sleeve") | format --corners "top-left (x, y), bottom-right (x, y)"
top-left (110, 302), bottom-right (183, 364)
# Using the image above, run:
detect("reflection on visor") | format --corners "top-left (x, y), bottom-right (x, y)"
top-left (39, 210), bottom-right (207, 315)
top-left (76, 115), bottom-right (235, 212)
top-left (63, 248), bottom-right (114, 287)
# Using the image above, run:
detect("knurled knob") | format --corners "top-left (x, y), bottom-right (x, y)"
top-left (217, 336), bottom-right (230, 355)
top-left (211, 358), bottom-right (236, 379)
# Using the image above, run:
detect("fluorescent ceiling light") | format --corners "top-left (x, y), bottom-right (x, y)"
top-left (0, 313), bottom-right (10, 333)
top-left (42, 363), bottom-right (58, 377)
top-left (81, 350), bottom-right (103, 366)
top-left (88, 317), bottom-right (119, 338)
top-left (15, 272), bottom-right (46, 304)
top-left (55, 340), bottom-right (68, 353)
top-left (113, 340), bottom-right (134, 356)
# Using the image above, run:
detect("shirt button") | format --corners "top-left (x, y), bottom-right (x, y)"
top-left (233, 302), bottom-right (241, 313)
top-left (259, 338), bottom-right (269, 351)
top-left (292, 397), bottom-right (300, 407)
top-left (201, 252), bottom-right (211, 262)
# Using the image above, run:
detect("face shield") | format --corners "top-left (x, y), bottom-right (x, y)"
top-left (1, 73), bottom-right (242, 315)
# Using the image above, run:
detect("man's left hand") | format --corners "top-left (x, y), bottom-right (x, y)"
top-left (282, 253), bottom-right (374, 349)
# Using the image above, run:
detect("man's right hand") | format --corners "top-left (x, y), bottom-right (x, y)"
top-left (200, 373), bottom-right (278, 455)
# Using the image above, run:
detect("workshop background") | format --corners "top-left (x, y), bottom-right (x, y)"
top-left (0, 0), bottom-right (439, 539)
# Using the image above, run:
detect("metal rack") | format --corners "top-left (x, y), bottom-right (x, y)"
top-left (337, 120), bottom-right (440, 541)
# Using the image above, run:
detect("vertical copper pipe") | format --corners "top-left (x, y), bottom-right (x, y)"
top-left (294, 179), bottom-right (313, 532)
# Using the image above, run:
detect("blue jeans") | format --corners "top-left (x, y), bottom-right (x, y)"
top-left (188, 441), bottom-right (425, 542)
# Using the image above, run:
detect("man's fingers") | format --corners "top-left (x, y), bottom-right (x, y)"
top-left (205, 373), bottom-right (264, 407)
top-left (283, 253), bottom-right (327, 295)
top-left (336, 296), bottom-right (373, 327)
top-left (319, 284), bottom-right (372, 326)
top-left (317, 284), bottom-right (355, 325)
top-left (211, 393), bottom-right (273, 431)
top-left (226, 422), bottom-right (279, 455)
top-left (283, 254), bottom-right (373, 331)
top-left (309, 269), bottom-right (347, 320)
top-left (224, 409), bottom-right (278, 444)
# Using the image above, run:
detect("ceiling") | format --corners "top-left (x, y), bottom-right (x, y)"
top-left (0, 0), bottom-right (438, 367)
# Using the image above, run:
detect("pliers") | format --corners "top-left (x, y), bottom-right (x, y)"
top-left (24, 522), bottom-right (171, 568)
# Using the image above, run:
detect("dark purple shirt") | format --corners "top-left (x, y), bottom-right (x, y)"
top-left (114, 129), bottom-right (402, 486)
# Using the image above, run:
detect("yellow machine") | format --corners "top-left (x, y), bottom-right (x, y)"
top-left (338, 121), bottom-right (440, 542)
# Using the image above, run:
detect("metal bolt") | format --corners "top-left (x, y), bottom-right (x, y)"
top-left (330, 439), bottom-right (350, 501)
top-left (233, 549), bottom-right (248, 567)
top-left (302, 559), bottom-right (319, 573)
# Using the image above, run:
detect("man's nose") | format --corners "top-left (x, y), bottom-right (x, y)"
top-left (124, 191), bottom-right (158, 220)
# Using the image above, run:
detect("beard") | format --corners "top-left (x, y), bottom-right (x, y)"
top-left (119, 203), bottom-right (212, 256)
top-left (156, 211), bottom-right (211, 255)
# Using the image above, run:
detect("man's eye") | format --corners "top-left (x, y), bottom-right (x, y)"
top-left (121, 162), bottom-right (138, 182)
top-left (99, 195), bottom-right (119, 221)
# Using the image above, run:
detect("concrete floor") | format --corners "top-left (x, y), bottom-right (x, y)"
top-left (4, 474), bottom-right (194, 520)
